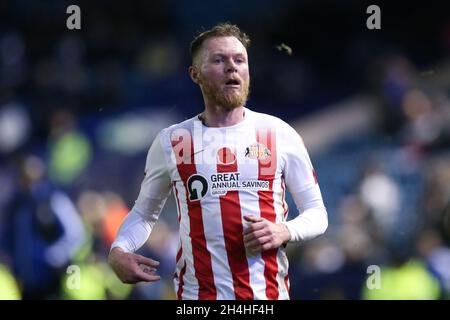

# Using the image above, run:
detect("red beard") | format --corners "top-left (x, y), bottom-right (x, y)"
top-left (199, 75), bottom-right (250, 111)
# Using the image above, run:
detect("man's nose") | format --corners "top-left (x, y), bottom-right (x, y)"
top-left (225, 60), bottom-right (237, 73)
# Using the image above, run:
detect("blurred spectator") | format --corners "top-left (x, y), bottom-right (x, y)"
top-left (444, 202), bottom-right (450, 245)
top-left (400, 89), bottom-right (449, 152)
top-left (65, 190), bottom-right (133, 300)
top-left (0, 154), bottom-right (85, 299)
top-left (370, 55), bottom-right (418, 136)
top-left (61, 253), bottom-right (133, 300)
top-left (0, 259), bottom-right (21, 300)
top-left (362, 250), bottom-right (441, 300)
top-left (0, 102), bottom-right (31, 154)
top-left (0, 31), bottom-right (27, 91)
top-left (359, 160), bottom-right (402, 237)
top-left (416, 228), bottom-right (450, 298)
top-left (101, 192), bottom-right (129, 248)
top-left (422, 156), bottom-right (450, 229)
top-left (47, 110), bottom-right (92, 186)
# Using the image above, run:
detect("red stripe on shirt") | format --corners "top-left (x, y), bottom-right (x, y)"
top-left (284, 275), bottom-right (290, 298)
top-left (174, 243), bottom-right (183, 288)
top-left (281, 177), bottom-right (288, 219)
top-left (177, 260), bottom-right (187, 300)
top-left (256, 128), bottom-right (279, 300)
top-left (173, 182), bottom-right (186, 295)
top-left (173, 182), bottom-right (182, 223)
top-left (176, 245), bottom-right (182, 264)
top-left (171, 130), bottom-right (216, 300)
top-left (313, 168), bottom-right (318, 184)
top-left (217, 147), bottom-right (253, 300)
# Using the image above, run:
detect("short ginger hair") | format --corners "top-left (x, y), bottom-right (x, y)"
top-left (189, 23), bottom-right (251, 65)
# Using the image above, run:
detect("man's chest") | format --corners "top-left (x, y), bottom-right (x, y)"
top-left (169, 127), bottom-right (282, 199)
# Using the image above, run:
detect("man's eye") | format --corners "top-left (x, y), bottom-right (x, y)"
top-left (213, 58), bottom-right (223, 63)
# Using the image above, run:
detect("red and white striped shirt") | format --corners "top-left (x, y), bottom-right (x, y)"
top-left (112, 107), bottom-right (328, 300)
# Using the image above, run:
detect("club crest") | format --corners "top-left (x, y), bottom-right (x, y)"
top-left (244, 143), bottom-right (271, 160)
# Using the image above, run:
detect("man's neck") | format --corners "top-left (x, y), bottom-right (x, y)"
top-left (200, 105), bottom-right (245, 128)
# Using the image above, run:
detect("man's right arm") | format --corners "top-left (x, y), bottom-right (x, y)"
top-left (108, 132), bottom-right (172, 283)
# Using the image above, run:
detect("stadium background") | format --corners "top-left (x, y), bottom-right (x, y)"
top-left (0, 0), bottom-right (449, 299)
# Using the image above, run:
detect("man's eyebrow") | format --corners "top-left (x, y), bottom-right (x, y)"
top-left (210, 52), bottom-right (246, 57)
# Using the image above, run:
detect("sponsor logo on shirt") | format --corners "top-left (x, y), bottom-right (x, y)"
top-left (209, 172), bottom-right (269, 196)
top-left (187, 173), bottom-right (270, 199)
top-left (187, 174), bottom-right (208, 201)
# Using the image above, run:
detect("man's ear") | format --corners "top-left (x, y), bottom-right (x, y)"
top-left (189, 66), bottom-right (199, 84)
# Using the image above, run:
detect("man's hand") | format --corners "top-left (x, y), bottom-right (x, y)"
top-left (243, 215), bottom-right (291, 255)
top-left (108, 247), bottom-right (161, 284)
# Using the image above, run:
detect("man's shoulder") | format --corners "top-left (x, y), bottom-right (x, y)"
top-left (247, 108), bottom-right (292, 131)
top-left (159, 114), bottom-right (199, 136)
top-left (247, 108), bottom-right (304, 149)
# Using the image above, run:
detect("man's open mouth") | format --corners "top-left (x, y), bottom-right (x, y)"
top-left (225, 79), bottom-right (241, 86)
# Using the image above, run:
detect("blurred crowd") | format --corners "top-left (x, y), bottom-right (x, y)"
top-left (0, 1), bottom-right (449, 299)
top-left (288, 54), bottom-right (450, 299)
